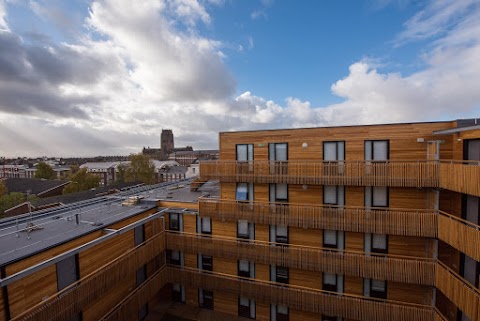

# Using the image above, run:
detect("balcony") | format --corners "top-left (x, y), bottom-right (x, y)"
top-left (199, 198), bottom-right (438, 237)
top-left (200, 160), bottom-right (440, 187)
top-left (165, 232), bottom-right (436, 285)
top-left (11, 231), bottom-right (166, 321)
top-left (166, 266), bottom-right (440, 321)
top-left (439, 160), bottom-right (480, 197)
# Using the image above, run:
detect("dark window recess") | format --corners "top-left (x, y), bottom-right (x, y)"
top-left (276, 266), bottom-right (289, 284)
top-left (275, 226), bottom-right (288, 245)
top-left (371, 234), bottom-right (388, 254)
top-left (172, 283), bottom-right (184, 303)
top-left (200, 290), bottom-right (214, 310)
top-left (238, 297), bottom-right (254, 319)
top-left (169, 213), bottom-right (180, 231)
top-left (323, 230), bottom-right (338, 249)
top-left (238, 260), bottom-right (251, 278)
top-left (276, 305), bottom-right (289, 321)
top-left (202, 255), bottom-right (213, 271)
top-left (322, 315), bottom-right (337, 321)
top-left (322, 273), bottom-right (337, 292)
top-left (167, 250), bottom-right (181, 266)
top-left (370, 279), bottom-right (387, 299)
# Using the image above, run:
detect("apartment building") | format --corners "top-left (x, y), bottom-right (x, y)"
top-left (0, 119), bottom-right (479, 321)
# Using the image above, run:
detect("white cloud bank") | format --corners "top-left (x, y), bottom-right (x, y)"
top-left (0, 0), bottom-right (479, 157)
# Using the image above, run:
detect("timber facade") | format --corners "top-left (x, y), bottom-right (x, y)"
top-left (0, 119), bottom-right (479, 321)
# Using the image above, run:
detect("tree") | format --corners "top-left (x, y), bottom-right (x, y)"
top-left (63, 169), bottom-right (100, 194)
top-left (0, 192), bottom-right (38, 216)
top-left (116, 163), bottom-right (127, 183)
top-left (0, 180), bottom-right (7, 197)
top-left (35, 162), bottom-right (56, 179)
top-left (125, 154), bottom-right (156, 184)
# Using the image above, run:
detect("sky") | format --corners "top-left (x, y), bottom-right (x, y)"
top-left (0, 0), bottom-right (479, 157)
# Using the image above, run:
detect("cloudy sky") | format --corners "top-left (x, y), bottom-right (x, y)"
top-left (0, 0), bottom-right (479, 157)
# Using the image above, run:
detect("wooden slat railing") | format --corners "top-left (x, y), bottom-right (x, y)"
top-left (199, 198), bottom-right (438, 237)
top-left (435, 262), bottom-right (480, 321)
top-left (166, 266), bottom-right (437, 321)
top-left (11, 231), bottom-right (166, 321)
top-left (200, 160), bottom-right (440, 187)
top-left (100, 266), bottom-right (168, 321)
top-left (437, 211), bottom-right (480, 261)
top-left (439, 161), bottom-right (480, 197)
top-left (166, 232), bottom-right (436, 285)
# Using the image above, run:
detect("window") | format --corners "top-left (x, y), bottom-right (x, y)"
top-left (372, 234), bottom-right (388, 254)
top-left (271, 304), bottom-right (289, 321)
top-left (269, 143), bottom-right (288, 175)
top-left (199, 289), bottom-right (214, 309)
top-left (323, 141), bottom-right (345, 161)
top-left (238, 297), bottom-right (256, 319)
top-left (167, 250), bottom-right (181, 266)
top-left (365, 140), bottom-right (389, 161)
top-left (271, 265), bottom-right (289, 284)
top-left (270, 225), bottom-right (288, 244)
top-left (236, 183), bottom-right (254, 202)
top-left (237, 220), bottom-right (254, 240)
top-left (269, 143), bottom-right (288, 161)
top-left (323, 273), bottom-right (340, 292)
top-left (364, 279), bottom-right (387, 299)
top-left (364, 186), bottom-right (389, 207)
top-left (322, 316), bottom-right (339, 321)
top-left (169, 213), bottom-right (180, 231)
top-left (172, 283), bottom-right (185, 303)
top-left (269, 184), bottom-right (288, 202)
top-left (200, 255), bottom-right (213, 271)
top-left (197, 217), bottom-right (211, 234)
top-left (237, 144), bottom-right (254, 161)
top-left (323, 186), bottom-right (345, 205)
top-left (238, 260), bottom-right (255, 278)
top-left (323, 230), bottom-right (338, 249)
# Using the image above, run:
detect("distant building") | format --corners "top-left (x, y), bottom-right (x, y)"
top-left (161, 129), bottom-right (174, 156)
top-left (0, 164), bottom-right (28, 178)
top-left (168, 150), bottom-right (219, 166)
top-left (80, 161), bottom-right (129, 186)
top-left (142, 129), bottom-right (194, 160)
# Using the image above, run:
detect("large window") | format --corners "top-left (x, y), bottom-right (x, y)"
top-left (172, 283), bottom-right (185, 303)
top-left (199, 289), bottom-right (214, 309)
top-left (271, 304), bottom-right (289, 321)
top-left (270, 225), bottom-right (288, 245)
top-left (365, 186), bottom-right (389, 208)
top-left (372, 233), bottom-right (388, 254)
top-left (238, 297), bottom-right (256, 319)
top-left (167, 250), bottom-right (182, 266)
top-left (364, 279), bottom-right (387, 299)
top-left (271, 265), bottom-right (289, 284)
top-left (269, 143), bottom-right (288, 175)
top-left (323, 273), bottom-right (343, 293)
top-left (323, 185), bottom-right (345, 205)
top-left (364, 140), bottom-right (389, 161)
top-left (169, 213), bottom-right (181, 231)
top-left (269, 184), bottom-right (288, 202)
top-left (238, 220), bottom-right (254, 240)
top-left (323, 230), bottom-right (344, 250)
top-left (323, 141), bottom-right (345, 161)
top-left (237, 144), bottom-right (254, 161)
top-left (238, 260), bottom-right (255, 278)
top-left (197, 217), bottom-right (212, 235)
top-left (198, 254), bottom-right (213, 271)
top-left (236, 183), bottom-right (254, 202)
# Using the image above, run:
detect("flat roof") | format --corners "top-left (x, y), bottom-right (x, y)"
top-left (219, 119), bottom-right (456, 135)
top-left (0, 178), bottom-right (211, 267)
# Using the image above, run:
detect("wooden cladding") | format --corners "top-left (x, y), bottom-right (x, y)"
top-left (200, 160), bottom-right (440, 187)
top-left (436, 263), bottom-right (480, 321)
top-left (166, 232), bottom-right (436, 285)
top-left (11, 232), bottom-right (166, 321)
top-left (199, 198), bottom-right (437, 237)
top-left (437, 212), bottom-right (480, 262)
top-left (167, 266), bottom-right (437, 321)
top-left (439, 162), bottom-right (480, 197)
top-left (101, 266), bottom-right (168, 321)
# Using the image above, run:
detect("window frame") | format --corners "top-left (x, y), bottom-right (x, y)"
top-left (200, 217), bottom-right (212, 235)
top-left (364, 186), bottom-right (389, 208)
top-left (371, 233), bottom-right (389, 254)
top-left (169, 213), bottom-right (180, 231)
top-left (201, 255), bottom-right (213, 271)
top-left (236, 144), bottom-right (254, 161)
top-left (323, 141), bottom-right (346, 161)
top-left (275, 266), bottom-right (289, 284)
top-left (364, 140), bottom-right (390, 161)
top-left (238, 297), bottom-right (256, 319)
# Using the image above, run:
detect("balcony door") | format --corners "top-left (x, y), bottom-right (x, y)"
top-left (237, 144), bottom-right (254, 174)
top-left (269, 143), bottom-right (288, 175)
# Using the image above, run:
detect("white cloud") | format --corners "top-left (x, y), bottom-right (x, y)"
top-left (0, 0), bottom-right (9, 31)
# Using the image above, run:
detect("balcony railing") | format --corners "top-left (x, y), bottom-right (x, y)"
top-left (200, 160), bottom-right (440, 187)
top-left (11, 231), bottom-right (166, 321)
top-left (166, 232), bottom-right (436, 285)
top-left (199, 198), bottom-right (438, 237)
top-left (166, 266), bottom-right (438, 321)
top-left (439, 161), bottom-right (480, 197)
top-left (436, 262), bottom-right (480, 321)
top-left (437, 212), bottom-right (480, 262)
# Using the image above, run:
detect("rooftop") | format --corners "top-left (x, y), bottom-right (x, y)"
top-left (4, 178), bottom-right (70, 196)
top-left (0, 178), bottom-right (217, 267)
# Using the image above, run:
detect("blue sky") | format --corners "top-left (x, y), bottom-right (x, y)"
top-left (0, 0), bottom-right (479, 156)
